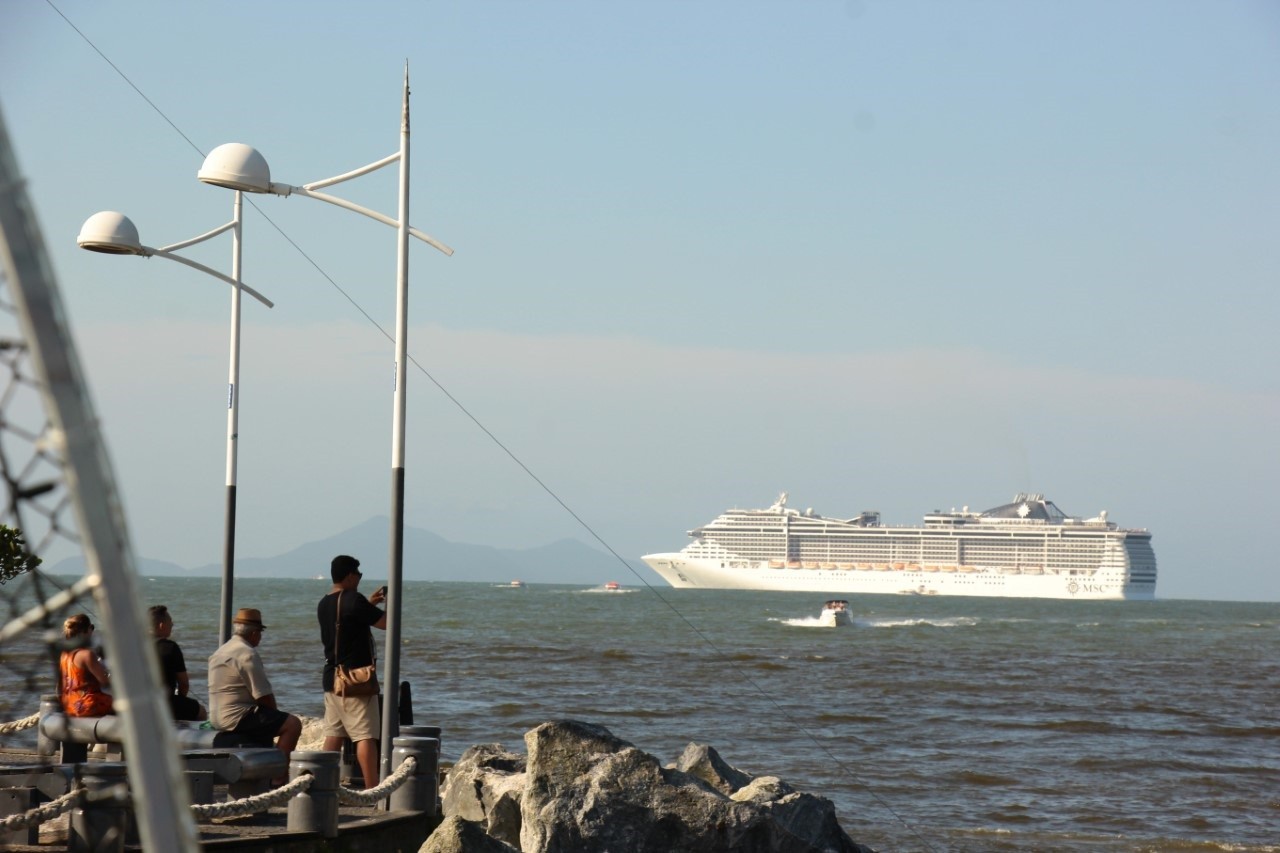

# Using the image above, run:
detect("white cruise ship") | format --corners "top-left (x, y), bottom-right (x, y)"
top-left (643, 493), bottom-right (1156, 600)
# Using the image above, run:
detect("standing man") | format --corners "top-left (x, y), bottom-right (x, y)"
top-left (318, 555), bottom-right (386, 788)
top-left (208, 608), bottom-right (301, 766)
top-left (149, 604), bottom-right (207, 721)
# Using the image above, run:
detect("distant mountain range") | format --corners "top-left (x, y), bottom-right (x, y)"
top-left (51, 516), bottom-right (654, 586)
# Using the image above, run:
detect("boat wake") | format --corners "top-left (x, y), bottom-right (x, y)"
top-left (776, 616), bottom-right (836, 628)
top-left (863, 616), bottom-right (980, 629)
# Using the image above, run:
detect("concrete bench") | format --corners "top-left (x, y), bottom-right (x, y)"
top-left (0, 763), bottom-right (76, 801)
top-left (180, 747), bottom-right (287, 799)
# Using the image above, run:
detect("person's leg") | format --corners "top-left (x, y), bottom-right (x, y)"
top-left (354, 738), bottom-right (381, 790)
top-left (276, 713), bottom-right (302, 757)
top-left (320, 692), bottom-right (350, 754)
top-left (341, 694), bottom-right (382, 788)
top-left (172, 695), bottom-right (207, 722)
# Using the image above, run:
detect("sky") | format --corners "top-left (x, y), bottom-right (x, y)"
top-left (1, 0), bottom-right (1277, 601)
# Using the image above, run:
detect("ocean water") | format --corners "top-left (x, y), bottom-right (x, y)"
top-left (4, 576), bottom-right (1278, 852)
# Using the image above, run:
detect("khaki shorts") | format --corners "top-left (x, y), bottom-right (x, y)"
top-left (322, 692), bottom-right (380, 742)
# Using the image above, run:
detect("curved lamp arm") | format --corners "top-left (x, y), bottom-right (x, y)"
top-left (156, 220), bottom-right (236, 254)
top-left (140, 247), bottom-right (275, 308)
top-left (273, 183), bottom-right (454, 257)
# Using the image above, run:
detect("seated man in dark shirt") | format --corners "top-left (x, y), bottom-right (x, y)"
top-left (149, 604), bottom-right (207, 721)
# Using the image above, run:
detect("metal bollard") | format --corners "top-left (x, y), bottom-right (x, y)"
top-left (287, 751), bottom-right (340, 838)
top-left (70, 761), bottom-right (129, 853)
top-left (399, 724), bottom-right (442, 748)
top-left (388, 736), bottom-right (439, 816)
top-left (37, 694), bottom-right (61, 756)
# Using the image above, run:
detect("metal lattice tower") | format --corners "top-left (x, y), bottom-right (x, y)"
top-left (0, 102), bottom-right (200, 851)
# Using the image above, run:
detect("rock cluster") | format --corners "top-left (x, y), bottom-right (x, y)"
top-left (424, 719), bottom-right (876, 853)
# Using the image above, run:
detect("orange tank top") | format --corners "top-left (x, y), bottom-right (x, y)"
top-left (60, 649), bottom-right (114, 717)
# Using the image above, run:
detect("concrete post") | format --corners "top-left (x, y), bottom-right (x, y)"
top-left (388, 736), bottom-right (438, 816)
top-left (70, 762), bottom-right (129, 853)
top-left (36, 694), bottom-right (61, 757)
top-left (0, 788), bottom-right (38, 846)
top-left (186, 770), bottom-right (215, 809)
top-left (286, 750), bottom-right (340, 838)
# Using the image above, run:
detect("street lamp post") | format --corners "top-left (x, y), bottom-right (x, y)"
top-left (197, 67), bottom-right (452, 779)
top-left (77, 200), bottom-right (274, 645)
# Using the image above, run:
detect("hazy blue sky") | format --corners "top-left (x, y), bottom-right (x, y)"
top-left (2, 1), bottom-right (1276, 600)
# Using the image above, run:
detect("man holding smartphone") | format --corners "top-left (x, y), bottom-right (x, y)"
top-left (317, 554), bottom-right (386, 788)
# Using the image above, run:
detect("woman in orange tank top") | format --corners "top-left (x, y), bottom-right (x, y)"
top-left (59, 614), bottom-right (114, 717)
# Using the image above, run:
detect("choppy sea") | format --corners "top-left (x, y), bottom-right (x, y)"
top-left (3, 576), bottom-right (1277, 852)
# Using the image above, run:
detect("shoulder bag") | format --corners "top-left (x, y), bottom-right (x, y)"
top-left (332, 591), bottom-right (379, 697)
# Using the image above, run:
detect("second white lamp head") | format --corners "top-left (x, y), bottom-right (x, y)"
top-left (198, 143), bottom-right (272, 193)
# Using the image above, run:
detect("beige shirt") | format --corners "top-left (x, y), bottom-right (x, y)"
top-left (207, 635), bottom-right (274, 730)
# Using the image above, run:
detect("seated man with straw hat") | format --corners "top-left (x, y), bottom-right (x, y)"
top-left (208, 608), bottom-right (302, 764)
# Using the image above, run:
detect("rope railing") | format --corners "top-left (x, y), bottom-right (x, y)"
top-left (191, 772), bottom-right (315, 821)
top-left (337, 756), bottom-right (416, 806)
top-left (0, 751), bottom-right (421, 830)
top-left (0, 712), bottom-right (40, 734)
top-left (0, 785), bottom-right (85, 831)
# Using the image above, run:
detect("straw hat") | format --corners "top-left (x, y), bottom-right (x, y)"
top-left (232, 608), bottom-right (267, 629)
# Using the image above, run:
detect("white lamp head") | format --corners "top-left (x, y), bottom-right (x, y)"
top-left (198, 143), bottom-right (272, 193)
top-left (77, 211), bottom-right (144, 255)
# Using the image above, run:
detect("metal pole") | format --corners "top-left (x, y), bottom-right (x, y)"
top-left (381, 63), bottom-right (410, 779)
top-left (219, 190), bottom-right (243, 645)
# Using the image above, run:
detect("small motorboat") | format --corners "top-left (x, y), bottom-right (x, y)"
top-left (507, 580), bottom-right (526, 588)
top-left (818, 599), bottom-right (853, 627)
top-left (604, 581), bottom-right (621, 591)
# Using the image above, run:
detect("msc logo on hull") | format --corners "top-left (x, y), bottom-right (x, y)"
top-left (1067, 581), bottom-right (1108, 595)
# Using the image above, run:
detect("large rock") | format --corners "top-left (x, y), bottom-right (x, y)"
top-left (428, 721), bottom-right (874, 853)
top-left (518, 720), bottom-right (869, 853)
top-left (420, 815), bottom-right (519, 853)
top-left (440, 742), bottom-right (527, 847)
top-left (674, 742), bottom-right (754, 795)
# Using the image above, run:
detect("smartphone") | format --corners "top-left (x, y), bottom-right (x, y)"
top-left (375, 585), bottom-right (388, 598)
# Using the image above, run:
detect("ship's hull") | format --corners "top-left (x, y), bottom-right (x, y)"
top-left (642, 554), bottom-right (1154, 600)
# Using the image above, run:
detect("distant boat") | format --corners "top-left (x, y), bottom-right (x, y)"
top-left (581, 580), bottom-right (634, 595)
top-left (818, 599), bottom-right (853, 628)
top-left (505, 580), bottom-right (526, 588)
